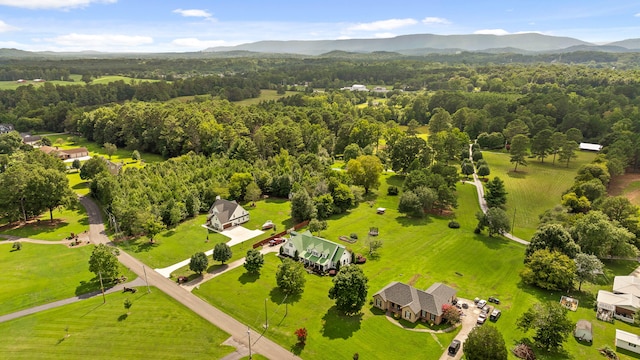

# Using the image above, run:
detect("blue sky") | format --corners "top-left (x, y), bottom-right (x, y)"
top-left (1, 0), bottom-right (640, 52)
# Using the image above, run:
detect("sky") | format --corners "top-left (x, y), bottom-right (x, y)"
top-left (1, 0), bottom-right (640, 52)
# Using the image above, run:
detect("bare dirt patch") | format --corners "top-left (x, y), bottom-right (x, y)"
top-left (608, 173), bottom-right (640, 205)
top-left (407, 274), bottom-right (421, 286)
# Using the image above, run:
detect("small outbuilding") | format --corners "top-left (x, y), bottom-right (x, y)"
top-left (616, 329), bottom-right (640, 355)
top-left (574, 320), bottom-right (592, 342)
top-left (579, 142), bottom-right (603, 151)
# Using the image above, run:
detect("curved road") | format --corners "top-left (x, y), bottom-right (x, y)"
top-left (80, 196), bottom-right (299, 360)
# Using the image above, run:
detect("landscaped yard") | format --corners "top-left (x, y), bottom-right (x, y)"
top-left (0, 242), bottom-right (134, 316)
top-left (47, 135), bottom-right (164, 165)
top-left (481, 150), bottom-right (598, 240)
top-left (193, 174), bottom-right (640, 359)
top-left (0, 207), bottom-right (89, 241)
top-left (0, 287), bottom-right (234, 360)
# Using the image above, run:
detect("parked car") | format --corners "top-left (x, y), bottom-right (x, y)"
top-left (461, 302), bottom-right (469, 309)
top-left (477, 313), bottom-right (487, 325)
top-left (473, 297), bottom-right (480, 304)
top-left (477, 299), bottom-right (487, 309)
top-left (448, 340), bottom-right (461, 355)
top-left (268, 237), bottom-right (285, 246)
top-left (488, 296), bottom-right (500, 304)
top-left (490, 309), bottom-right (502, 321)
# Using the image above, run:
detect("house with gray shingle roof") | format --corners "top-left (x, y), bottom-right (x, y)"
top-left (206, 196), bottom-right (249, 231)
top-left (373, 281), bottom-right (457, 324)
top-left (282, 230), bottom-right (352, 272)
top-left (0, 123), bottom-right (14, 134)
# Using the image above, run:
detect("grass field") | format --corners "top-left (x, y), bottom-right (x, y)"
top-left (234, 89), bottom-right (301, 106)
top-left (0, 207), bottom-right (89, 241)
top-left (482, 150), bottom-right (598, 240)
top-left (0, 75), bottom-right (159, 90)
top-left (0, 242), bottom-right (134, 316)
top-left (192, 174), bottom-right (639, 359)
top-left (67, 172), bottom-right (90, 196)
top-left (48, 135), bottom-right (164, 165)
top-left (0, 287), bottom-right (234, 360)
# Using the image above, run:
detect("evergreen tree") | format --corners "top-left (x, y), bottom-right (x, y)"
top-left (484, 177), bottom-right (507, 209)
top-left (509, 134), bottom-right (529, 172)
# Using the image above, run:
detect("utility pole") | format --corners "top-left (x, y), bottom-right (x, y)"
top-left (247, 326), bottom-right (252, 359)
top-left (143, 266), bottom-right (151, 293)
top-left (98, 270), bottom-right (106, 303)
top-left (264, 298), bottom-right (268, 329)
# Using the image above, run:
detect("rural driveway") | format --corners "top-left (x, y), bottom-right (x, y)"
top-left (467, 144), bottom-right (530, 246)
top-left (438, 299), bottom-right (480, 360)
top-left (80, 196), bottom-right (299, 360)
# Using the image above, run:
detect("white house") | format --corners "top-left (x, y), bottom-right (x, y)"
top-left (613, 276), bottom-right (640, 298)
top-left (205, 197), bottom-right (249, 231)
top-left (579, 142), bottom-right (603, 151)
top-left (616, 329), bottom-right (640, 355)
top-left (281, 231), bottom-right (351, 272)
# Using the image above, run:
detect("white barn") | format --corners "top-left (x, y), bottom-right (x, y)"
top-left (579, 142), bottom-right (603, 151)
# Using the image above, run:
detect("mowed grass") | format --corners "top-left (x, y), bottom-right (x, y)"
top-left (0, 287), bottom-right (234, 360)
top-left (67, 172), bottom-right (90, 196)
top-left (234, 89), bottom-right (301, 106)
top-left (193, 175), bottom-right (639, 359)
top-left (482, 150), bottom-right (598, 240)
top-left (0, 75), bottom-right (159, 90)
top-left (0, 207), bottom-right (89, 241)
top-left (48, 135), bottom-right (164, 165)
top-left (0, 242), bottom-right (134, 316)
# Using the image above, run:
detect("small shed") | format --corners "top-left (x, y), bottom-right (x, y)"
top-left (579, 142), bottom-right (603, 151)
top-left (376, 208), bottom-right (386, 214)
top-left (616, 329), bottom-right (640, 355)
top-left (574, 320), bottom-right (592, 342)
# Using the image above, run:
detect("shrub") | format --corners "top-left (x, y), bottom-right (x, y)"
top-left (448, 221), bottom-right (460, 229)
top-left (350, 233), bottom-right (358, 240)
top-left (12, 241), bottom-right (22, 251)
top-left (295, 327), bottom-right (308, 345)
top-left (387, 185), bottom-right (399, 196)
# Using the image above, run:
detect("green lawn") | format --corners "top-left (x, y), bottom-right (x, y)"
top-left (67, 172), bottom-right (90, 196)
top-left (0, 242), bottom-right (134, 316)
top-left (0, 287), bottom-right (234, 360)
top-left (192, 175), bottom-right (640, 359)
top-left (0, 207), bottom-right (89, 241)
top-left (0, 75), bottom-right (159, 90)
top-left (90, 75), bottom-right (162, 85)
top-left (481, 150), bottom-right (598, 240)
top-left (234, 89), bottom-right (301, 106)
top-left (48, 135), bottom-right (165, 165)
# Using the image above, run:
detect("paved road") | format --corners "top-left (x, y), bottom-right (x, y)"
top-left (467, 145), bottom-right (530, 246)
top-left (80, 196), bottom-right (299, 360)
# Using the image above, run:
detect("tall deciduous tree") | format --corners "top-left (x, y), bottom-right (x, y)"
top-left (477, 164), bottom-right (490, 179)
top-left (428, 108), bottom-right (452, 134)
top-left (574, 253), bottom-right (604, 291)
top-left (461, 159), bottom-right (474, 179)
top-left (189, 252), bottom-right (208, 274)
top-left (390, 136), bottom-right (429, 174)
top-left (291, 189), bottom-right (317, 222)
top-left (476, 207), bottom-right (510, 237)
top-left (550, 132), bottom-right (566, 165)
top-left (464, 325), bottom-right (508, 360)
top-left (88, 244), bottom-right (120, 281)
top-left (328, 265), bottom-right (369, 315)
top-left (103, 142), bottom-right (117, 160)
top-left (347, 155), bottom-right (383, 194)
top-left (212, 242), bottom-right (232, 264)
top-left (80, 156), bottom-right (108, 180)
top-left (503, 119), bottom-right (529, 143)
top-left (509, 134), bottom-right (529, 172)
top-left (531, 129), bottom-right (553, 163)
top-left (558, 140), bottom-right (578, 168)
top-left (572, 210), bottom-right (638, 258)
top-left (520, 249), bottom-right (576, 291)
top-left (525, 224), bottom-right (580, 259)
top-left (244, 181), bottom-right (262, 206)
top-left (243, 248), bottom-right (264, 274)
top-left (517, 302), bottom-right (574, 351)
top-left (276, 258), bottom-right (306, 295)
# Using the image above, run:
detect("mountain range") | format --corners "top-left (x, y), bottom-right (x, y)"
top-left (203, 33), bottom-right (640, 56)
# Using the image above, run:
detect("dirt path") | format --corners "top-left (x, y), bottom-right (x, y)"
top-left (608, 173), bottom-right (640, 205)
top-left (80, 196), bottom-right (300, 360)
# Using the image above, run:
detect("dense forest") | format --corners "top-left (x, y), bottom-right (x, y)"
top-left (1, 55), bottom-right (639, 237)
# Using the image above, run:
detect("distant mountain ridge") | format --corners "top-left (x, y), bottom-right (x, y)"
top-left (204, 33), bottom-right (640, 56)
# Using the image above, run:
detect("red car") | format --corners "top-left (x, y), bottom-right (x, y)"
top-left (269, 237), bottom-right (285, 246)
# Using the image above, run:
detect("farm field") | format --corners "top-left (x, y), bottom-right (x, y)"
top-left (234, 89), bottom-right (301, 106)
top-left (609, 173), bottom-right (640, 206)
top-left (0, 75), bottom-right (159, 90)
top-left (0, 241), bottom-right (134, 316)
top-left (0, 287), bottom-right (234, 360)
top-left (0, 207), bottom-right (89, 241)
top-left (481, 150), bottom-right (598, 240)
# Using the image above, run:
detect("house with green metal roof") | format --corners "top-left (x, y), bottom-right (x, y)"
top-left (282, 231), bottom-right (352, 272)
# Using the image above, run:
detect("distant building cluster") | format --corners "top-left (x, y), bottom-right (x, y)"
top-left (340, 84), bottom-right (390, 93)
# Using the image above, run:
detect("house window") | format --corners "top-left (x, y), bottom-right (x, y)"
top-left (630, 343), bottom-right (637, 348)
top-left (430, 314), bottom-right (436, 321)
top-left (405, 311), bottom-right (411, 320)
top-left (376, 298), bottom-right (381, 307)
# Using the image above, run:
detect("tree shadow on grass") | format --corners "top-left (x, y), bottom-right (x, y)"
top-left (507, 170), bottom-right (528, 179)
top-left (75, 279), bottom-right (100, 296)
top-left (473, 233), bottom-right (510, 250)
top-left (291, 342), bottom-right (305, 356)
top-left (321, 306), bottom-right (362, 339)
top-left (206, 263), bottom-right (228, 274)
top-left (161, 230), bottom-right (176, 238)
top-left (238, 271), bottom-right (260, 284)
top-left (118, 313), bottom-right (128, 321)
top-left (268, 287), bottom-right (301, 305)
top-left (395, 215), bottom-right (433, 227)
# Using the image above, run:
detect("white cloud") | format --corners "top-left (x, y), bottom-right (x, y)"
top-left (0, 0), bottom-right (115, 9)
top-left (374, 32), bottom-right (396, 38)
top-left (173, 8), bottom-right (212, 19)
top-left (422, 17), bottom-right (451, 25)
top-left (474, 29), bottom-right (510, 36)
top-left (48, 33), bottom-right (153, 47)
top-left (635, 13), bottom-right (640, 17)
top-left (348, 18), bottom-right (417, 31)
top-left (171, 38), bottom-right (228, 48)
top-left (0, 20), bottom-right (18, 32)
